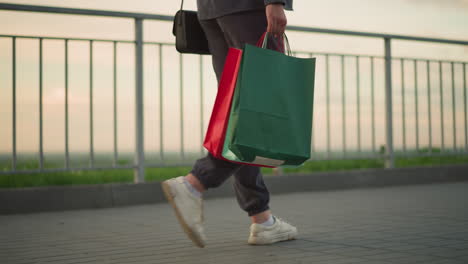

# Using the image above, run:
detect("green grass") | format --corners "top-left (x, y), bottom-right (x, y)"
top-left (260, 155), bottom-right (468, 175)
top-left (0, 167), bottom-right (193, 189)
top-left (1, 154), bottom-right (467, 189)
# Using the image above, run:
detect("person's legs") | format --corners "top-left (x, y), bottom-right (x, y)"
top-left (188, 153), bottom-right (241, 191)
top-left (185, 18), bottom-right (244, 193)
top-left (215, 10), bottom-right (273, 221)
top-left (233, 166), bottom-right (270, 219)
top-left (189, 10), bottom-right (277, 221)
top-left (215, 10), bottom-right (298, 244)
top-left (184, 12), bottom-right (272, 195)
top-left (162, 18), bottom-right (241, 248)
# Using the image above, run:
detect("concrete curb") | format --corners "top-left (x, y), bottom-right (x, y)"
top-left (1, 164), bottom-right (467, 215)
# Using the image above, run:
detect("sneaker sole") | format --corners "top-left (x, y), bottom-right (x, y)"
top-left (248, 230), bottom-right (297, 245)
top-left (161, 181), bottom-right (205, 248)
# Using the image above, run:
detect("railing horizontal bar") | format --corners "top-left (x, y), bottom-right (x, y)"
top-left (0, 3), bottom-right (174, 20)
top-left (0, 34), bottom-right (135, 43)
top-left (145, 42), bottom-right (177, 46)
top-left (287, 25), bottom-right (468, 45)
top-left (304, 56), bottom-right (462, 69)
top-left (393, 56), bottom-right (468, 64)
top-left (0, 35), bottom-right (177, 48)
top-left (3, 34), bottom-right (467, 64)
top-left (304, 51), bottom-right (384, 59)
top-left (2, 3), bottom-right (467, 46)
top-left (0, 165), bottom-right (135, 175)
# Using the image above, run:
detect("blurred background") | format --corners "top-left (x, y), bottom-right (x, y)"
top-left (0, 0), bottom-right (467, 187)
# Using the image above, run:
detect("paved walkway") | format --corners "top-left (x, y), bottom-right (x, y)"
top-left (1, 182), bottom-right (468, 264)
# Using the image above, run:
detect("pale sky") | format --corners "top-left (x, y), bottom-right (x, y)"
top-left (0, 0), bottom-right (468, 157)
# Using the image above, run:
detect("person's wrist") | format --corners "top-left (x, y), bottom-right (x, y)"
top-left (265, 1), bottom-right (287, 36)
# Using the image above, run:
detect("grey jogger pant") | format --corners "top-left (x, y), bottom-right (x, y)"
top-left (190, 10), bottom-right (270, 217)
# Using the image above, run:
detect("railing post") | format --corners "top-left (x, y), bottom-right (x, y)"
top-left (384, 38), bottom-right (395, 168)
top-left (134, 18), bottom-right (145, 183)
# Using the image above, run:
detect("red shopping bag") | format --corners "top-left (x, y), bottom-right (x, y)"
top-left (203, 48), bottom-right (243, 158)
top-left (203, 34), bottom-right (281, 168)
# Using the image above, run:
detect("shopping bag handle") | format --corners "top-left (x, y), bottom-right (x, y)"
top-left (256, 32), bottom-right (292, 56)
top-left (255, 32), bottom-right (268, 47)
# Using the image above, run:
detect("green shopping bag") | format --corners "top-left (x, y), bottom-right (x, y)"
top-left (222, 39), bottom-right (316, 167)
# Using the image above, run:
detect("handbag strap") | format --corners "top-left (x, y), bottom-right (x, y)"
top-left (180, 0), bottom-right (184, 10)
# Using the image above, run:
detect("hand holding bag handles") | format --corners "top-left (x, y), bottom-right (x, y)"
top-left (256, 32), bottom-right (291, 56)
top-left (172, 0), bottom-right (210, 54)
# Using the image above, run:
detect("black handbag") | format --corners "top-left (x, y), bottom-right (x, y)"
top-left (172, 0), bottom-right (210, 54)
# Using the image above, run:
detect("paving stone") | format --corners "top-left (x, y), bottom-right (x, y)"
top-left (1, 182), bottom-right (468, 264)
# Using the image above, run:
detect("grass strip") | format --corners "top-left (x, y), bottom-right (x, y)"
top-left (1, 156), bottom-right (467, 189)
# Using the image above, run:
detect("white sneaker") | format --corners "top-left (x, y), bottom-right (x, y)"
top-left (248, 216), bottom-right (297, 245)
top-left (161, 176), bottom-right (206, 248)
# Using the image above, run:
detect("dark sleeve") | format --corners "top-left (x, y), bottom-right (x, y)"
top-left (264, 0), bottom-right (293, 10)
top-left (264, 0), bottom-right (286, 6)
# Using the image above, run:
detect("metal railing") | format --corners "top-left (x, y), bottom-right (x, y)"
top-left (1, 3), bottom-right (467, 182)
